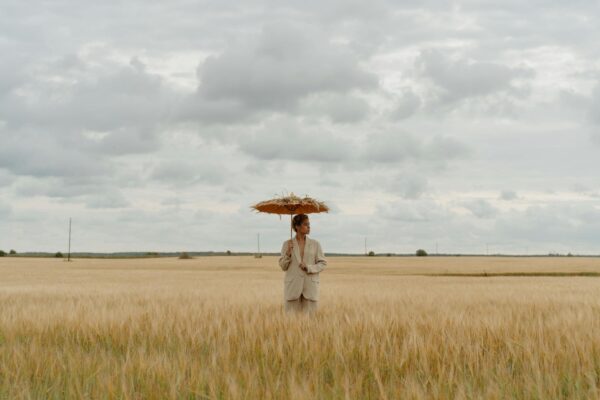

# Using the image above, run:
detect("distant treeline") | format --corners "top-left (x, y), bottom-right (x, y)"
top-left (3, 251), bottom-right (599, 259)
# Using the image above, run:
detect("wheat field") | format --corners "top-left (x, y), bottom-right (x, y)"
top-left (1, 255), bottom-right (600, 399)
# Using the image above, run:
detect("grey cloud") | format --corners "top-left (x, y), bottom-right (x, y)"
top-left (317, 174), bottom-right (343, 188)
top-left (0, 129), bottom-right (110, 178)
top-left (150, 160), bottom-right (227, 186)
top-left (237, 119), bottom-right (470, 176)
top-left (376, 198), bottom-right (449, 222)
top-left (14, 176), bottom-right (115, 199)
top-left (360, 130), bottom-right (470, 167)
top-left (0, 54), bottom-right (180, 182)
top-left (361, 131), bottom-right (421, 164)
top-left (2, 55), bottom-right (179, 134)
top-left (347, 170), bottom-right (429, 198)
top-left (388, 174), bottom-right (428, 199)
top-left (81, 127), bottom-right (160, 156)
top-left (0, 169), bottom-right (15, 187)
top-left (0, 56), bottom-right (27, 97)
top-left (567, 80), bottom-right (600, 144)
top-left (371, 196), bottom-right (600, 254)
top-left (196, 22), bottom-right (378, 113)
top-left (499, 190), bottom-right (518, 200)
top-left (243, 159), bottom-right (288, 177)
top-left (298, 93), bottom-right (370, 123)
top-left (296, 0), bottom-right (391, 23)
top-left (177, 95), bottom-right (257, 125)
top-left (570, 183), bottom-right (590, 193)
top-left (587, 82), bottom-right (600, 136)
top-left (84, 191), bottom-right (130, 209)
top-left (462, 199), bottom-right (498, 219)
top-left (559, 88), bottom-right (590, 112)
top-left (0, 201), bottom-right (11, 218)
top-left (415, 49), bottom-right (534, 105)
top-left (421, 135), bottom-right (472, 164)
top-left (494, 203), bottom-right (600, 250)
top-left (467, 2), bottom-right (600, 56)
top-left (161, 197), bottom-right (185, 207)
top-left (390, 88), bottom-right (422, 120)
top-left (238, 119), bottom-right (356, 162)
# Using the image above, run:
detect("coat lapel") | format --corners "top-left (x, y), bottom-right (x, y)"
top-left (292, 237), bottom-right (311, 263)
top-left (292, 237), bottom-right (301, 263)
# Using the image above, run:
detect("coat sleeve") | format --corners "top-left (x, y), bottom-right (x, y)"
top-left (278, 240), bottom-right (291, 271)
top-left (307, 241), bottom-right (327, 274)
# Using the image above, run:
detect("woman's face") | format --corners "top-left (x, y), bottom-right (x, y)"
top-left (297, 218), bottom-right (310, 235)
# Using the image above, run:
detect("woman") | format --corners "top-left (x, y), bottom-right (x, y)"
top-left (278, 214), bottom-right (327, 314)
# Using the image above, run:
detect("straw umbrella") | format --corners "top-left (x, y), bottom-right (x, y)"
top-left (250, 192), bottom-right (329, 251)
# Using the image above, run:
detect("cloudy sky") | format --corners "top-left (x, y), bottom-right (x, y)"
top-left (1, 0), bottom-right (600, 255)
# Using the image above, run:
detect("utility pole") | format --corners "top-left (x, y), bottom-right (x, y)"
top-left (364, 237), bottom-right (367, 255)
top-left (436, 241), bottom-right (438, 255)
top-left (67, 217), bottom-right (72, 262)
top-left (254, 233), bottom-right (262, 258)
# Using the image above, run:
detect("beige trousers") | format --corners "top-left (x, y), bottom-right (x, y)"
top-left (284, 293), bottom-right (318, 314)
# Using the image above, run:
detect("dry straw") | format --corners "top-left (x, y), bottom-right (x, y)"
top-left (250, 192), bottom-right (329, 216)
top-left (2, 256), bottom-right (600, 399)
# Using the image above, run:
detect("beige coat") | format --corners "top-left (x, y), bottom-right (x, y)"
top-left (278, 237), bottom-right (327, 301)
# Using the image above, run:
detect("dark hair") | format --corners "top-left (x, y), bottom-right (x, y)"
top-left (292, 214), bottom-right (309, 232)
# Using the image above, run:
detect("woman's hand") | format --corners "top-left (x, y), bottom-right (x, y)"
top-left (299, 262), bottom-right (308, 272)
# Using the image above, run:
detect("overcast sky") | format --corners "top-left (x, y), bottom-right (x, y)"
top-left (1, 0), bottom-right (600, 255)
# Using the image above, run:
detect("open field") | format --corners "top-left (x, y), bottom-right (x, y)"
top-left (2, 256), bottom-right (600, 399)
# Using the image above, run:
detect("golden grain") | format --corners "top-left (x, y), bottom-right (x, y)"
top-left (1, 256), bottom-right (600, 399)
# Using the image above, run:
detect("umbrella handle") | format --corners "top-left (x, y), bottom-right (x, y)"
top-left (290, 213), bottom-right (297, 260)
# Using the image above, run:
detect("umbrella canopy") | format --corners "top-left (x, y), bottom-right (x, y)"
top-left (250, 192), bottom-right (329, 248)
top-left (251, 192), bottom-right (329, 215)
